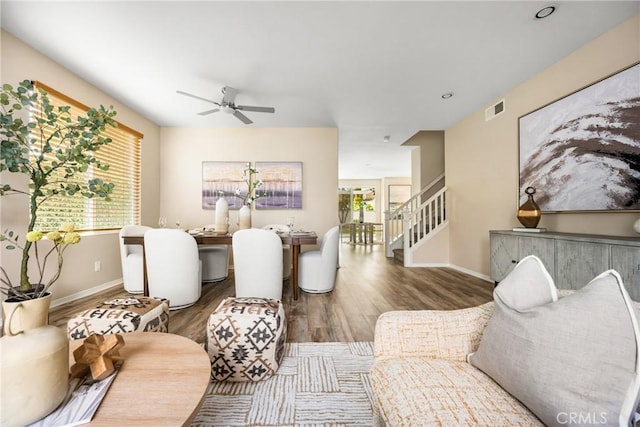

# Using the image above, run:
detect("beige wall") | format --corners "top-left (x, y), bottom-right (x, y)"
top-left (0, 30), bottom-right (162, 304)
top-left (446, 14), bottom-right (640, 276)
top-left (160, 128), bottom-right (338, 241)
top-left (405, 130), bottom-right (445, 194)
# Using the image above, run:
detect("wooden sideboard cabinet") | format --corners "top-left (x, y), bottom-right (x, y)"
top-left (489, 230), bottom-right (640, 300)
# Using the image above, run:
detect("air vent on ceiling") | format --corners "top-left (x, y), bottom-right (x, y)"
top-left (485, 99), bottom-right (505, 121)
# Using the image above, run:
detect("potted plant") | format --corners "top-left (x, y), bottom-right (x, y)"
top-left (0, 80), bottom-right (119, 426)
top-left (0, 80), bottom-right (118, 306)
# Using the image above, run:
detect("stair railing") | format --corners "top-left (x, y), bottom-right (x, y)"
top-left (384, 173), bottom-right (444, 256)
top-left (403, 186), bottom-right (447, 250)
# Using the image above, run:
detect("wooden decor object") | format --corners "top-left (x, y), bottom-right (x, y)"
top-left (70, 333), bottom-right (125, 380)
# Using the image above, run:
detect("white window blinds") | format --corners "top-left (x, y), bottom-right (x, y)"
top-left (32, 82), bottom-right (142, 231)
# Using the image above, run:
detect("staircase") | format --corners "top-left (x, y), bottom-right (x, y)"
top-left (385, 174), bottom-right (449, 266)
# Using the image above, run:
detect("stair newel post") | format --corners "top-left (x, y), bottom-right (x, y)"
top-left (384, 209), bottom-right (392, 258)
top-left (402, 206), bottom-right (412, 266)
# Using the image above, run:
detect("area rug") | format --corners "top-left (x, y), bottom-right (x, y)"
top-left (191, 341), bottom-right (382, 427)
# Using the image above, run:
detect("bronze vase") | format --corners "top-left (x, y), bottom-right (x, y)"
top-left (517, 186), bottom-right (541, 228)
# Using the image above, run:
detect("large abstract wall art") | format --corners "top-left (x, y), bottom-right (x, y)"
top-left (518, 63), bottom-right (640, 212)
top-left (202, 161), bottom-right (248, 210)
top-left (254, 161), bottom-right (303, 209)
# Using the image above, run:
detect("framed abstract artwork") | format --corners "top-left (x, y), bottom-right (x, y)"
top-left (254, 161), bottom-right (303, 209)
top-left (388, 185), bottom-right (411, 212)
top-left (202, 161), bottom-right (248, 210)
top-left (518, 62), bottom-right (640, 212)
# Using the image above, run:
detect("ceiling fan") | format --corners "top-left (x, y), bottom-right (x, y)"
top-left (176, 86), bottom-right (275, 124)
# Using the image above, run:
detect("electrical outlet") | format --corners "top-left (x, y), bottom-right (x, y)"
top-left (94, 261), bottom-right (101, 272)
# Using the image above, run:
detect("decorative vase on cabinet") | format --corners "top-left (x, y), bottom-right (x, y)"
top-left (517, 186), bottom-right (541, 228)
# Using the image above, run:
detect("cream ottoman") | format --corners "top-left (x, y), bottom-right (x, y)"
top-left (206, 297), bottom-right (286, 382)
top-left (67, 297), bottom-right (170, 340)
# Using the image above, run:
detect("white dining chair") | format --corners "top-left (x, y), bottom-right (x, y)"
top-left (232, 228), bottom-right (283, 300)
top-left (119, 225), bottom-right (152, 294)
top-left (144, 229), bottom-right (202, 310)
top-left (199, 245), bottom-right (229, 282)
top-left (262, 224), bottom-right (292, 280)
top-left (198, 225), bottom-right (230, 283)
top-left (298, 226), bottom-right (340, 294)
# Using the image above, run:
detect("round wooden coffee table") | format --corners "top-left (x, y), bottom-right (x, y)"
top-left (69, 332), bottom-right (210, 426)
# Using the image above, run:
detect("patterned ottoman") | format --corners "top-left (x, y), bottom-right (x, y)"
top-left (67, 297), bottom-right (170, 340)
top-left (206, 297), bottom-right (286, 382)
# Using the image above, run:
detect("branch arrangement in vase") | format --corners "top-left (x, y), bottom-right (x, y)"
top-left (234, 163), bottom-right (267, 206)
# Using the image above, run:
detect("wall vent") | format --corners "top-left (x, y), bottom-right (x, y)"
top-left (485, 99), bottom-right (505, 121)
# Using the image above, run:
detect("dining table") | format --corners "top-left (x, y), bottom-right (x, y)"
top-left (122, 230), bottom-right (317, 300)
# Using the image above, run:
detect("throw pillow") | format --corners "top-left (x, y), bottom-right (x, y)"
top-left (469, 267), bottom-right (640, 427)
top-left (495, 254), bottom-right (557, 311)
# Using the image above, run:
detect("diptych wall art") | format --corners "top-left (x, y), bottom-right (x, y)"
top-left (202, 161), bottom-right (248, 210)
top-left (518, 62), bottom-right (640, 212)
top-left (254, 161), bottom-right (303, 209)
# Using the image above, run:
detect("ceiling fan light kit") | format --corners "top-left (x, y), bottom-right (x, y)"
top-left (176, 86), bottom-right (275, 124)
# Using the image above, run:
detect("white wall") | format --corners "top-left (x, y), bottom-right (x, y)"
top-left (159, 127), bottom-right (338, 243)
top-left (445, 14), bottom-right (640, 276)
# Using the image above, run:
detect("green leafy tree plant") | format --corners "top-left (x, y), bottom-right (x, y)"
top-left (0, 80), bottom-right (118, 299)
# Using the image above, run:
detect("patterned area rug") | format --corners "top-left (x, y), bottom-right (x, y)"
top-left (191, 342), bottom-right (381, 427)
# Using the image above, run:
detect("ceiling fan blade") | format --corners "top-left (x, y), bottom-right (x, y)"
top-left (233, 110), bottom-right (253, 124)
top-left (197, 108), bottom-right (220, 116)
top-left (236, 105), bottom-right (275, 113)
top-left (176, 90), bottom-right (220, 106)
top-left (221, 86), bottom-right (238, 104)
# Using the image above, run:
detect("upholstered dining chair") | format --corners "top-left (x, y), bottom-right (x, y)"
top-left (262, 224), bottom-right (292, 280)
top-left (298, 226), bottom-right (340, 294)
top-left (232, 228), bottom-right (283, 300)
top-left (198, 225), bottom-right (230, 283)
top-left (119, 225), bottom-right (152, 294)
top-left (144, 229), bottom-right (202, 310)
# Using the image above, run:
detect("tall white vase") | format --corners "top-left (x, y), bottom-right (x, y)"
top-left (215, 198), bottom-right (229, 234)
top-left (239, 205), bottom-right (252, 229)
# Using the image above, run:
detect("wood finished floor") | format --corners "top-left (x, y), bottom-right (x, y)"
top-left (49, 243), bottom-right (494, 344)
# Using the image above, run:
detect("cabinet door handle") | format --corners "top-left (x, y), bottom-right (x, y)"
top-left (511, 260), bottom-right (518, 264)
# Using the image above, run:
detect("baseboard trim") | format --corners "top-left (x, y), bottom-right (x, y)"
top-left (449, 264), bottom-right (491, 282)
top-left (407, 262), bottom-right (451, 268)
top-left (50, 279), bottom-right (123, 309)
top-left (391, 260), bottom-right (491, 283)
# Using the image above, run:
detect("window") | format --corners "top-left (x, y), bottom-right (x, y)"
top-left (31, 82), bottom-right (142, 231)
top-left (337, 187), bottom-right (375, 223)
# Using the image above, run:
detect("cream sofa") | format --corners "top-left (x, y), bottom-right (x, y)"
top-left (369, 302), bottom-right (544, 426)
top-left (371, 297), bottom-right (640, 426)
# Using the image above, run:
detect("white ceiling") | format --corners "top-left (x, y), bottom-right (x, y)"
top-left (1, 1), bottom-right (638, 179)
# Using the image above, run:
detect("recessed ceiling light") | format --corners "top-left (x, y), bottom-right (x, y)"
top-left (441, 92), bottom-right (454, 99)
top-left (535, 5), bottom-right (556, 19)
